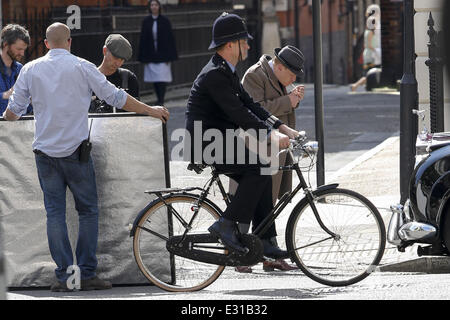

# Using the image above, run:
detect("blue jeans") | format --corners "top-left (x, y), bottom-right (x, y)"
top-left (35, 150), bottom-right (99, 282)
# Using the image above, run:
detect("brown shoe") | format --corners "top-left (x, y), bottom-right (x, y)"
top-left (80, 276), bottom-right (112, 291)
top-left (50, 280), bottom-right (74, 292)
top-left (235, 266), bottom-right (253, 273)
top-left (263, 259), bottom-right (298, 272)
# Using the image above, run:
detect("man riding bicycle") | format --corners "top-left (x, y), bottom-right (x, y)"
top-left (185, 12), bottom-right (300, 256)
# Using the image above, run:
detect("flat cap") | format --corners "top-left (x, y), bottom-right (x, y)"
top-left (105, 34), bottom-right (132, 61)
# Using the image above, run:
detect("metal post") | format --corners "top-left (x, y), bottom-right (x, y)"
top-left (312, 0), bottom-right (325, 186)
top-left (0, 228), bottom-right (6, 300)
top-left (399, 0), bottom-right (418, 204)
top-left (161, 123), bottom-right (176, 284)
top-left (294, 0), bottom-right (300, 49)
top-left (162, 123), bottom-right (171, 189)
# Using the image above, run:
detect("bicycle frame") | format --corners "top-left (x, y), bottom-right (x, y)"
top-left (133, 150), bottom-right (340, 251)
top-left (251, 161), bottom-right (339, 240)
top-left (187, 153), bottom-right (340, 242)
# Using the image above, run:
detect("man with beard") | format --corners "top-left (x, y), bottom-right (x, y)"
top-left (0, 24), bottom-right (31, 115)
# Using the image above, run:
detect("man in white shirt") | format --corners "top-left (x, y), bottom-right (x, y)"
top-left (2, 22), bottom-right (169, 292)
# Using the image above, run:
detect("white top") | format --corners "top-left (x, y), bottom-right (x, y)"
top-left (8, 48), bottom-right (127, 157)
top-left (152, 15), bottom-right (158, 51)
top-left (144, 62), bottom-right (172, 83)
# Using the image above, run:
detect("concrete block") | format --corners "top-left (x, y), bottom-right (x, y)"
top-left (445, 103), bottom-right (450, 131)
top-left (414, 11), bottom-right (443, 56)
top-left (415, 0), bottom-right (444, 12)
top-left (416, 56), bottom-right (430, 103)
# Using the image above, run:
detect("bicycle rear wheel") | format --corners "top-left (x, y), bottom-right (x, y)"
top-left (286, 188), bottom-right (386, 286)
top-left (133, 194), bottom-right (225, 292)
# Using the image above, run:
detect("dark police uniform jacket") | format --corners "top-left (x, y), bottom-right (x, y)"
top-left (185, 53), bottom-right (282, 168)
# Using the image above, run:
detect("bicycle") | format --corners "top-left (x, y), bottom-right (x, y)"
top-left (129, 134), bottom-right (386, 292)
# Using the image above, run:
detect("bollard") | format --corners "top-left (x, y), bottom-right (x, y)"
top-left (399, 0), bottom-right (418, 204)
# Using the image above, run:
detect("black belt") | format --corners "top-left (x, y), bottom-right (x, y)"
top-left (33, 147), bottom-right (81, 158)
top-left (33, 149), bottom-right (48, 156)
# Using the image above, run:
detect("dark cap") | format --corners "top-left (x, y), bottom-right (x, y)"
top-left (105, 34), bottom-right (132, 61)
top-left (274, 45), bottom-right (305, 78)
top-left (208, 12), bottom-right (253, 50)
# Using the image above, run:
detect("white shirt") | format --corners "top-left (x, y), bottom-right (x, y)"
top-left (152, 15), bottom-right (158, 51)
top-left (8, 49), bottom-right (127, 157)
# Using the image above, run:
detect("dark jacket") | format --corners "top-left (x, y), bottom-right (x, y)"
top-left (185, 53), bottom-right (282, 167)
top-left (138, 15), bottom-right (178, 63)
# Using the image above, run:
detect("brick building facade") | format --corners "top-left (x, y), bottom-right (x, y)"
top-left (0, 0), bottom-right (404, 87)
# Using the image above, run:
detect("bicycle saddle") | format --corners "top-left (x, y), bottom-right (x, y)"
top-left (166, 233), bottom-right (264, 267)
top-left (187, 163), bottom-right (207, 174)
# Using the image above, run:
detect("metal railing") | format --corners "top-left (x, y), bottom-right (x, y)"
top-left (426, 12), bottom-right (444, 133)
top-left (3, 3), bottom-right (262, 99)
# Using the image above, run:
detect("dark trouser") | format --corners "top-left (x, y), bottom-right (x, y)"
top-left (217, 165), bottom-right (276, 240)
top-left (34, 149), bottom-right (99, 282)
top-left (153, 82), bottom-right (167, 105)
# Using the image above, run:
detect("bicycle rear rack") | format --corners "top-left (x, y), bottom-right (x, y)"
top-left (144, 187), bottom-right (204, 195)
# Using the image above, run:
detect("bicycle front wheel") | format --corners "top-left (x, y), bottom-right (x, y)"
top-left (286, 188), bottom-right (386, 286)
top-left (133, 194), bottom-right (225, 292)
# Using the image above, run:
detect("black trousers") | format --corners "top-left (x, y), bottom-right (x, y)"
top-left (216, 165), bottom-right (276, 239)
top-left (153, 82), bottom-right (167, 105)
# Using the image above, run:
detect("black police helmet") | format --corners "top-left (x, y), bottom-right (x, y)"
top-left (208, 12), bottom-right (253, 50)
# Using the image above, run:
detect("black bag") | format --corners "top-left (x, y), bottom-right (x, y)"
top-left (89, 69), bottom-right (129, 113)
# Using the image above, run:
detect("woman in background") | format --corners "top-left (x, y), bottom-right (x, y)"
top-left (138, 0), bottom-right (178, 105)
top-left (351, 4), bottom-right (381, 92)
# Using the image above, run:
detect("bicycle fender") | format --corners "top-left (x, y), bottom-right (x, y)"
top-left (315, 183), bottom-right (339, 193)
top-left (129, 193), bottom-right (224, 237)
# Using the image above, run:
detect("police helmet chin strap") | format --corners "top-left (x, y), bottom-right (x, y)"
top-left (238, 40), bottom-right (243, 63)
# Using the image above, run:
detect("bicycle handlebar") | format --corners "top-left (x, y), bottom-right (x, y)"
top-left (276, 131), bottom-right (318, 158)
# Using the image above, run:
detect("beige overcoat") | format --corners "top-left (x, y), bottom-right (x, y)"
top-left (231, 54), bottom-right (297, 204)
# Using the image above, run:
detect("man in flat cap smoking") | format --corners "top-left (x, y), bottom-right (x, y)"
top-left (231, 45), bottom-right (305, 273)
top-left (90, 34), bottom-right (140, 113)
top-left (242, 45), bottom-right (305, 209)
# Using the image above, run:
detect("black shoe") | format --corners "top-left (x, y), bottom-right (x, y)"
top-left (50, 281), bottom-right (74, 292)
top-left (262, 237), bottom-right (290, 259)
top-left (80, 276), bottom-right (112, 291)
top-left (208, 218), bottom-right (249, 254)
